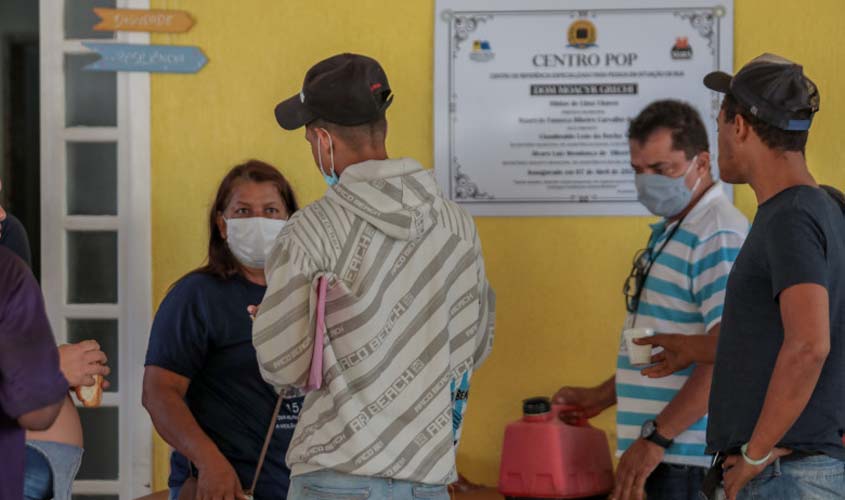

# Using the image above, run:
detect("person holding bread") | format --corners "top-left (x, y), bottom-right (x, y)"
top-left (143, 160), bottom-right (305, 500)
top-left (23, 340), bottom-right (109, 500)
top-left (1, 172), bottom-right (110, 500)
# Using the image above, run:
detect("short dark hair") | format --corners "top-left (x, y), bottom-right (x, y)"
top-left (721, 93), bottom-right (808, 153)
top-left (309, 114), bottom-right (387, 152)
top-left (628, 100), bottom-right (709, 159)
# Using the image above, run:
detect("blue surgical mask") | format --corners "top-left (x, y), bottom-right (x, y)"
top-left (635, 155), bottom-right (701, 217)
top-left (316, 129), bottom-right (339, 187)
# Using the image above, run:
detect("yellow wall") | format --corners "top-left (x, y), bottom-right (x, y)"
top-left (149, 0), bottom-right (845, 490)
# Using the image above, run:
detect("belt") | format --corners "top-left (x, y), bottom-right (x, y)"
top-left (720, 447), bottom-right (824, 461)
top-left (780, 450), bottom-right (824, 462)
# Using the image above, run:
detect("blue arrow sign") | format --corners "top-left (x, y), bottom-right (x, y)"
top-left (83, 42), bottom-right (207, 73)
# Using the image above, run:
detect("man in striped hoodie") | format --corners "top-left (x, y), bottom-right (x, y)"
top-left (252, 53), bottom-right (495, 500)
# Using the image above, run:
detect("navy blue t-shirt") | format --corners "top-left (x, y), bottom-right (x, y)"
top-left (708, 186), bottom-right (845, 459)
top-left (145, 272), bottom-right (303, 499)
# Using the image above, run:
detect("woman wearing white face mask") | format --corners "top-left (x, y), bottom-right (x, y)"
top-left (142, 160), bottom-right (304, 500)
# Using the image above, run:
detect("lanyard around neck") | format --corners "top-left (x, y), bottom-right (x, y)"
top-left (629, 217), bottom-right (686, 327)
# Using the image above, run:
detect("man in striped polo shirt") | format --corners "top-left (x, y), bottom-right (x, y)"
top-left (253, 54), bottom-right (495, 500)
top-left (555, 100), bottom-right (748, 500)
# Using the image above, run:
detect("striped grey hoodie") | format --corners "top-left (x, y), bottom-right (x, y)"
top-left (252, 157), bottom-right (495, 484)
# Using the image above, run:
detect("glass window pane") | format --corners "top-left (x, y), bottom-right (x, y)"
top-left (67, 143), bottom-right (117, 215)
top-left (67, 231), bottom-right (117, 304)
top-left (76, 407), bottom-right (119, 480)
top-left (65, 54), bottom-right (116, 127)
top-left (65, 0), bottom-right (116, 39)
top-left (67, 319), bottom-right (118, 392)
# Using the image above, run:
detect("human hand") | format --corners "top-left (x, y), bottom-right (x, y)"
top-left (722, 447), bottom-right (791, 500)
top-left (59, 341), bottom-right (110, 389)
top-left (197, 454), bottom-right (248, 500)
top-left (635, 334), bottom-right (694, 378)
top-left (448, 473), bottom-right (483, 494)
top-left (247, 305), bottom-right (259, 321)
top-left (552, 385), bottom-right (611, 424)
top-left (612, 438), bottom-right (665, 500)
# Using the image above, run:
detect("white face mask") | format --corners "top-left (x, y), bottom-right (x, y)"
top-left (224, 217), bottom-right (287, 269)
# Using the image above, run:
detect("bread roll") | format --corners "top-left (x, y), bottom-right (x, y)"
top-left (75, 374), bottom-right (104, 407)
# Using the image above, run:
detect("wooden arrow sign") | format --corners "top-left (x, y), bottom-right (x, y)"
top-left (83, 43), bottom-right (207, 73)
top-left (93, 8), bottom-right (194, 33)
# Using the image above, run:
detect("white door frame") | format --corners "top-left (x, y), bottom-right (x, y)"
top-left (39, 0), bottom-right (153, 497)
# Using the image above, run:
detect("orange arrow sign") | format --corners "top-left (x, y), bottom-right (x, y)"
top-left (93, 8), bottom-right (194, 33)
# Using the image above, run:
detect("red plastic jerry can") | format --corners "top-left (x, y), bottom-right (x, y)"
top-left (498, 397), bottom-right (614, 499)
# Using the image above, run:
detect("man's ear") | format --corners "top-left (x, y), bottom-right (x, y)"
top-left (311, 126), bottom-right (329, 143)
top-left (695, 151), bottom-right (712, 175)
top-left (734, 113), bottom-right (752, 144)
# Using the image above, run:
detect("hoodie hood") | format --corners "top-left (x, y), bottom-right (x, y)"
top-left (325, 158), bottom-right (442, 241)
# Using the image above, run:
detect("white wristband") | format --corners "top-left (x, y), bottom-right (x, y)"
top-left (741, 443), bottom-right (772, 466)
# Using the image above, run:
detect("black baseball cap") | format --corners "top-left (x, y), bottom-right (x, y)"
top-left (274, 53), bottom-right (393, 130)
top-left (703, 53), bottom-right (820, 131)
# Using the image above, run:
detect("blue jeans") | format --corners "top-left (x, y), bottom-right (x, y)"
top-left (716, 455), bottom-right (845, 499)
top-left (645, 462), bottom-right (707, 500)
top-left (24, 441), bottom-right (84, 500)
top-left (288, 469), bottom-right (449, 500)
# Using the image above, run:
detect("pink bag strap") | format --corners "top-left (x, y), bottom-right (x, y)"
top-left (305, 275), bottom-right (328, 391)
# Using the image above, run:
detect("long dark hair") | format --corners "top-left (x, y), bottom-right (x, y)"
top-left (193, 159), bottom-right (299, 280)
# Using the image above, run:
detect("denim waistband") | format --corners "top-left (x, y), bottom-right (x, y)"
top-left (26, 440), bottom-right (84, 500)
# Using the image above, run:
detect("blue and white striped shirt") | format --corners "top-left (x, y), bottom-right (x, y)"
top-left (616, 184), bottom-right (748, 467)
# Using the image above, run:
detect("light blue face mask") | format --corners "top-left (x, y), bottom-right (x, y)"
top-left (635, 155), bottom-right (701, 217)
top-left (317, 129), bottom-right (339, 187)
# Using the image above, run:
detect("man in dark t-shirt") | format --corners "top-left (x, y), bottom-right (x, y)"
top-left (703, 54), bottom-right (845, 499)
top-left (0, 246), bottom-right (68, 500)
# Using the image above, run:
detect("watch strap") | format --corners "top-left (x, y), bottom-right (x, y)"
top-left (645, 430), bottom-right (674, 449)
top-left (642, 419), bottom-right (674, 449)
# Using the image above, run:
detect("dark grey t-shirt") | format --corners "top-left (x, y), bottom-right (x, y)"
top-left (708, 186), bottom-right (845, 459)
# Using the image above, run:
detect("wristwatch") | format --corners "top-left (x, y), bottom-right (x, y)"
top-left (640, 419), bottom-right (674, 449)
